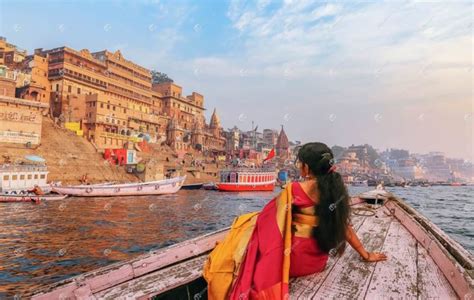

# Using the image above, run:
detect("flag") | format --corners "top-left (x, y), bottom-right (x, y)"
top-left (264, 148), bottom-right (275, 161)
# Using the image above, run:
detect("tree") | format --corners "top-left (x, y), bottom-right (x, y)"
top-left (389, 149), bottom-right (409, 160)
top-left (151, 71), bottom-right (173, 84)
top-left (364, 144), bottom-right (381, 167)
top-left (331, 145), bottom-right (346, 159)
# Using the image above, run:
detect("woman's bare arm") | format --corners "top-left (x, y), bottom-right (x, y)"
top-left (345, 224), bottom-right (387, 262)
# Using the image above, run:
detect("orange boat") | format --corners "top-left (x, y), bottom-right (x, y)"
top-left (216, 168), bottom-right (276, 192)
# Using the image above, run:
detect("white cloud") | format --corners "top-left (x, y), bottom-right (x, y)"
top-left (143, 1), bottom-right (473, 159)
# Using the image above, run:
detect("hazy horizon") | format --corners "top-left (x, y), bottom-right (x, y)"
top-left (1, 0), bottom-right (472, 161)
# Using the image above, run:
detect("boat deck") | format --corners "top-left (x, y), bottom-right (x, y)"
top-left (290, 204), bottom-right (457, 299)
top-left (31, 198), bottom-right (473, 299)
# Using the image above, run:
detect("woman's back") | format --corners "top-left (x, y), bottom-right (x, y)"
top-left (290, 182), bottom-right (328, 277)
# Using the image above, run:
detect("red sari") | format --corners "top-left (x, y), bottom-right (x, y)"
top-left (229, 182), bottom-right (328, 299)
top-left (289, 182), bottom-right (328, 277)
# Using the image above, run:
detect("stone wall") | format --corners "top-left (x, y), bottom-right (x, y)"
top-left (0, 96), bottom-right (47, 144)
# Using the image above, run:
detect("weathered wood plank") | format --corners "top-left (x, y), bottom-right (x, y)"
top-left (31, 229), bottom-right (228, 299)
top-left (385, 201), bottom-right (474, 299)
top-left (387, 197), bottom-right (473, 268)
top-left (94, 255), bottom-right (207, 300)
top-left (417, 242), bottom-right (457, 300)
top-left (365, 220), bottom-right (418, 299)
top-left (291, 210), bottom-right (368, 299)
top-left (309, 209), bottom-right (393, 299)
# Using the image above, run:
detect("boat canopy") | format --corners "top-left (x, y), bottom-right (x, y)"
top-left (219, 169), bottom-right (275, 184)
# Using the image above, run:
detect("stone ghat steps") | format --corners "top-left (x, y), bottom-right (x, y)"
top-left (1, 118), bottom-right (137, 185)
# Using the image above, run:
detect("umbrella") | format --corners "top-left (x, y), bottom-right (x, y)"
top-left (25, 155), bottom-right (46, 163)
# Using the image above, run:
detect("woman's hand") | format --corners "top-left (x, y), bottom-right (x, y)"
top-left (361, 252), bottom-right (387, 262)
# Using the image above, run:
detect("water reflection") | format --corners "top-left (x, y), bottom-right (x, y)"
top-left (0, 186), bottom-right (472, 297)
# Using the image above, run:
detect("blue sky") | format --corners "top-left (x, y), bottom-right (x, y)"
top-left (1, 0), bottom-right (472, 160)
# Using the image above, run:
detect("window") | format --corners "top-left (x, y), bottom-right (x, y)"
top-left (123, 108), bottom-right (126, 113)
top-left (107, 104), bottom-right (110, 109)
top-left (20, 175), bottom-right (25, 180)
top-left (113, 106), bottom-right (115, 111)
top-left (3, 175), bottom-right (9, 180)
top-left (68, 85), bottom-right (72, 93)
top-left (40, 174), bottom-right (46, 179)
top-left (27, 174), bottom-right (32, 180)
top-left (12, 175), bottom-right (18, 180)
top-left (77, 88), bottom-right (81, 94)
top-left (100, 103), bottom-right (104, 108)
top-left (34, 174), bottom-right (38, 179)
top-left (56, 84), bottom-right (59, 91)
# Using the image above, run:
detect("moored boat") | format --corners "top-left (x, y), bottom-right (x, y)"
top-left (202, 182), bottom-right (218, 190)
top-left (30, 192), bottom-right (474, 299)
top-left (352, 179), bottom-right (368, 187)
top-left (0, 194), bottom-right (68, 203)
top-left (0, 163), bottom-right (52, 194)
top-left (52, 176), bottom-right (186, 197)
top-left (216, 167), bottom-right (276, 192)
top-left (181, 183), bottom-right (203, 190)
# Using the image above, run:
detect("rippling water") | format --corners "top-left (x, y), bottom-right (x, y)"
top-left (0, 186), bottom-right (472, 297)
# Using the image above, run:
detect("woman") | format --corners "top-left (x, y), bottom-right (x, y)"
top-left (204, 142), bottom-right (387, 299)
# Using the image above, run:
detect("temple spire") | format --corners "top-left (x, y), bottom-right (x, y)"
top-left (210, 108), bottom-right (220, 128)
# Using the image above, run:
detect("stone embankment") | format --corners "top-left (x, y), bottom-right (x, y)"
top-left (1, 118), bottom-right (219, 185)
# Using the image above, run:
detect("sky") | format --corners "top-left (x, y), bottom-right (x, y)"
top-left (1, 0), bottom-right (472, 160)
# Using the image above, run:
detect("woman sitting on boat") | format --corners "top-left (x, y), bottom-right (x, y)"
top-left (203, 142), bottom-right (387, 299)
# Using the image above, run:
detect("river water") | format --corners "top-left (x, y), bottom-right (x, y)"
top-left (0, 186), bottom-right (472, 297)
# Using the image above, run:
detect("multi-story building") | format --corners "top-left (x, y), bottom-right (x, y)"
top-left (0, 73), bottom-right (48, 145)
top-left (152, 82), bottom-right (225, 152)
top-left (225, 126), bottom-right (241, 152)
top-left (0, 67), bottom-right (16, 97)
top-left (422, 152), bottom-right (452, 181)
top-left (0, 37), bottom-right (27, 68)
top-left (152, 82), bottom-right (204, 131)
top-left (16, 53), bottom-right (51, 105)
top-left (1, 38), bottom-right (49, 104)
top-left (263, 129), bottom-right (278, 147)
top-left (1, 38), bottom-right (226, 151)
top-left (40, 46), bottom-right (109, 120)
top-left (389, 158), bottom-right (424, 180)
top-left (337, 151), bottom-right (364, 174)
top-left (347, 145), bottom-right (370, 168)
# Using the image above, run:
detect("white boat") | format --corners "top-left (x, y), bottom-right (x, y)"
top-left (0, 194), bottom-right (68, 203)
top-left (52, 176), bottom-right (186, 197)
top-left (0, 163), bottom-right (51, 194)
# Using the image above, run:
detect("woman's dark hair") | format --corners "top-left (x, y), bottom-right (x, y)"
top-left (297, 142), bottom-right (350, 255)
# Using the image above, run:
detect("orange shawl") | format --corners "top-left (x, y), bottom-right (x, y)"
top-left (229, 184), bottom-right (293, 299)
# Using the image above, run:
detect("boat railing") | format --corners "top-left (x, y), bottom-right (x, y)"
top-left (0, 164), bottom-right (48, 173)
top-left (220, 167), bottom-right (276, 173)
